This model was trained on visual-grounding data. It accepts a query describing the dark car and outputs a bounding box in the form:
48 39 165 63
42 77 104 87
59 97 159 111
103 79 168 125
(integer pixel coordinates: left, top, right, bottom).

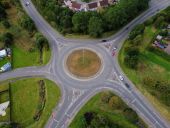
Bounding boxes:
101 40 107 42
125 83 130 89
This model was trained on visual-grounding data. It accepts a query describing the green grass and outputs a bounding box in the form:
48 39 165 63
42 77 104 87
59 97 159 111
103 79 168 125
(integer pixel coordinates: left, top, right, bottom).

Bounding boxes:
5 78 61 127
10 78 39 127
118 25 170 121
69 92 146 128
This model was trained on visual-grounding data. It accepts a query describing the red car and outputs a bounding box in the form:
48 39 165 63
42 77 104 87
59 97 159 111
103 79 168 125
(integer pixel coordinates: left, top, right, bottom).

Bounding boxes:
112 51 116 56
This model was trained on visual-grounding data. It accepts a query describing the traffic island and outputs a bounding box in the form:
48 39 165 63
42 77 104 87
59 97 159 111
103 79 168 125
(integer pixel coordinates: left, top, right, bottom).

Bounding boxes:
66 49 102 78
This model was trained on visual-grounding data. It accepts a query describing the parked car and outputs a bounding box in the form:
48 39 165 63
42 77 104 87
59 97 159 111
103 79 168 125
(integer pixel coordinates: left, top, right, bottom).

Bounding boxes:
119 75 124 81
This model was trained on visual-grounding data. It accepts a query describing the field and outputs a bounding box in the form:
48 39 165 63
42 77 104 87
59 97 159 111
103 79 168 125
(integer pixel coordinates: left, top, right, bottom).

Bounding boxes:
70 91 146 128
119 24 170 121
0 78 60 128
0 1 51 69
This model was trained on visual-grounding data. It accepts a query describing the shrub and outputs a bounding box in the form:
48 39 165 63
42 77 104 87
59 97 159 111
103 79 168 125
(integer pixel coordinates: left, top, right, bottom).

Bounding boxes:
2 20 10 28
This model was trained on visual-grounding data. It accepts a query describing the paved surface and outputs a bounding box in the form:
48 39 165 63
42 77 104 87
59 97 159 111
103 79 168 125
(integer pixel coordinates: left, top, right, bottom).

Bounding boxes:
0 0 170 128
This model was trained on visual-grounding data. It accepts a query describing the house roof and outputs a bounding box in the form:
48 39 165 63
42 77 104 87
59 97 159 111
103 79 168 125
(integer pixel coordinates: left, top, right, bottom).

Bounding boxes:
88 2 98 9
0 50 7 57
72 2 81 9
100 0 109 6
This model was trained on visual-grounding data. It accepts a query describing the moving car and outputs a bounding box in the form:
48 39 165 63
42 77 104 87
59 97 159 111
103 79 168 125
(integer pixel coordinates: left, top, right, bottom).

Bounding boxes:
25 1 30 6
125 83 130 89
101 40 107 42
119 75 124 81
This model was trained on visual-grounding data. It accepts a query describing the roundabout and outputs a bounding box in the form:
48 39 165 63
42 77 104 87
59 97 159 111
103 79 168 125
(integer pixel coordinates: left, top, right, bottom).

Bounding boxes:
55 44 113 88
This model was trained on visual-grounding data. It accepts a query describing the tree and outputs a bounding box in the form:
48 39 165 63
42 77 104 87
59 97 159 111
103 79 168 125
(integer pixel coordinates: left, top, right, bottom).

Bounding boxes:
35 33 48 51
2 20 10 28
132 35 143 45
129 24 145 40
0 2 6 20
101 91 113 103
20 16 36 32
88 17 103 37
123 108 138 123
154 16 165 29
72 12 91 33
2 32 13 46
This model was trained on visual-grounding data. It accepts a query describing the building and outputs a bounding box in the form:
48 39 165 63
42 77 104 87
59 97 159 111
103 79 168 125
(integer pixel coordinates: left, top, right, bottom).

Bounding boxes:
71 1 82 11
0 49 7 58
88 2 98 11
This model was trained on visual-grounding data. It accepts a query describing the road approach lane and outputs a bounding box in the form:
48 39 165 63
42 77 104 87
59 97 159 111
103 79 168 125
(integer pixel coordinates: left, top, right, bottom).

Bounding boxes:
0 0 169 128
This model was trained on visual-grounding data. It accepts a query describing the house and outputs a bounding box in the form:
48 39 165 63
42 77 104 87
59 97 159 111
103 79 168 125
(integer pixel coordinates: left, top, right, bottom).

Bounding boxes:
71 1 82 11
0 49 7 58
88 2 98 11
0 101 9 116
156 35 163 41
0 62 11 72
99 0 109 7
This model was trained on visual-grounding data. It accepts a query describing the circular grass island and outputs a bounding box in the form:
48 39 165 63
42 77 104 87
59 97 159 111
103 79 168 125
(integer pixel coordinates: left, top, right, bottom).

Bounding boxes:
66 49 102 78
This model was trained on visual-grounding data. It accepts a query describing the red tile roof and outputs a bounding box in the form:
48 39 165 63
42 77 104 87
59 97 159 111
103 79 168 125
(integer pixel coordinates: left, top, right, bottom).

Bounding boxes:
72 2 81 9
88 2 98 9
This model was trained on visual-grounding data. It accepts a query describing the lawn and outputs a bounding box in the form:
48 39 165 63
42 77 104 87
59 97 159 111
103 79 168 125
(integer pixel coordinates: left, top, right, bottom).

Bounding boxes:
70 91 146 128
118 24 170 121
0 1 51 69
0 78 60 127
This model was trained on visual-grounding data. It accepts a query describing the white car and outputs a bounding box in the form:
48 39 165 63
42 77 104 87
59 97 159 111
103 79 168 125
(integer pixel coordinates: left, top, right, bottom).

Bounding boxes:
112 47 117 50
25 1 30 6
119 75 124 81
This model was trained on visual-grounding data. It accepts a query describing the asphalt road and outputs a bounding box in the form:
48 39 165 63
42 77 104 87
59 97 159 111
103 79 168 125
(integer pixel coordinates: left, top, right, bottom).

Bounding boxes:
0 0 170 128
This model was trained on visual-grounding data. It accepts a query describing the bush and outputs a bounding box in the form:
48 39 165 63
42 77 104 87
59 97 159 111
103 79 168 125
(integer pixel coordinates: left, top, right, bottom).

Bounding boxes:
33 80 46 121
129 24 145 40
20 16 36 32
2 20 10 28
2 32 13 46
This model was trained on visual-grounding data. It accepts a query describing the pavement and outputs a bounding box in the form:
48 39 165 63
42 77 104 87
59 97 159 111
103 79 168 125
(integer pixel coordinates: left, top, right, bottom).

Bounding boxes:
0 0 170 128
